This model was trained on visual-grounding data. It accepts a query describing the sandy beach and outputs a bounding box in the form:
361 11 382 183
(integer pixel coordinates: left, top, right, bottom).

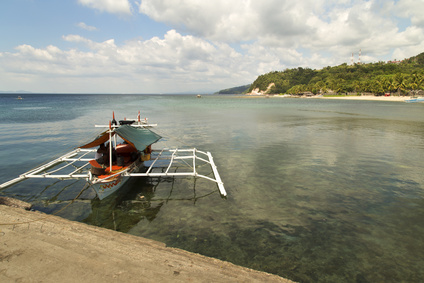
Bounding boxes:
0 204 293 283
316 95 411 102
245 93 414 102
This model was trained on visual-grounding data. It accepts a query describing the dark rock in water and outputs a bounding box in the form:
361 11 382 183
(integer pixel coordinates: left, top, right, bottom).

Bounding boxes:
0 197 32 210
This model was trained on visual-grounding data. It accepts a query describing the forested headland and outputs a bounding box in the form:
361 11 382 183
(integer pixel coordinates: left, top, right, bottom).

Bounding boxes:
243 52 424 96
215 84 251 94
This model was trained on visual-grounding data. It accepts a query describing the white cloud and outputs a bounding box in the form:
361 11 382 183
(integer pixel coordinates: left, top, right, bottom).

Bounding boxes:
139 0 329 43
0 31 270 93
305 2 403 56
63 34 91 44
392 26 424 60
396 0 424 26
139 0 424 62
78 0 132 15
76 22 98 31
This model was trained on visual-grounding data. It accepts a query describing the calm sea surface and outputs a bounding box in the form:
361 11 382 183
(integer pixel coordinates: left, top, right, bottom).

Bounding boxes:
1 93 423 282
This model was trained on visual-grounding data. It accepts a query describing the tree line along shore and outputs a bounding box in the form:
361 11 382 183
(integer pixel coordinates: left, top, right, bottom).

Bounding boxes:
218 52 424 97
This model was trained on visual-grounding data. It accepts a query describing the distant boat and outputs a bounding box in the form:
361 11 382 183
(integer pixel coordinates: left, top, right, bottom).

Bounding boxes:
17 96 23 100
197 94 202 98
405 97 424 103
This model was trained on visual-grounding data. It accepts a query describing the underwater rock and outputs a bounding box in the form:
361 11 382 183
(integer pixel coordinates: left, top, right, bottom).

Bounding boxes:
0 196 32 210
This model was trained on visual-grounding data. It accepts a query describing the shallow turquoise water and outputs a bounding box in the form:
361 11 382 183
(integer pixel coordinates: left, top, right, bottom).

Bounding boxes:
1 93 423 282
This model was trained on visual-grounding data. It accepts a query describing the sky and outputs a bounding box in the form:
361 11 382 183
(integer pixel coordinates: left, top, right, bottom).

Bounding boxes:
1 0 424 94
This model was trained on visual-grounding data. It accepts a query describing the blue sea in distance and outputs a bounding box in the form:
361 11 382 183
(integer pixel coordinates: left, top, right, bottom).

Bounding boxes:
1 93 423 282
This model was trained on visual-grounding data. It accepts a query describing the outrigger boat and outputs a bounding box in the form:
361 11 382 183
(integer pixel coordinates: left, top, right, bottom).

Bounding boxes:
0 112 226 200
405 97 424 103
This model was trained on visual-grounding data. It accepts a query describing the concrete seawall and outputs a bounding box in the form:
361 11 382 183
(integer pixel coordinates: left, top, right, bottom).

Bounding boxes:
0 205 293 282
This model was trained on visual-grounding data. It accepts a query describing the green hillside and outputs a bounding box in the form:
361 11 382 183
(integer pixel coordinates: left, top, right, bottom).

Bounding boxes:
247 52 424 95
216 84 251 94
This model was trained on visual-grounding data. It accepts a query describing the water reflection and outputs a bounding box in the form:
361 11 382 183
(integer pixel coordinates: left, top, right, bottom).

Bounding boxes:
30 175 219 233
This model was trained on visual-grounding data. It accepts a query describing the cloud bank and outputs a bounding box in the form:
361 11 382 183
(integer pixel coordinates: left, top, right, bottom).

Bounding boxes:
139 0 424 58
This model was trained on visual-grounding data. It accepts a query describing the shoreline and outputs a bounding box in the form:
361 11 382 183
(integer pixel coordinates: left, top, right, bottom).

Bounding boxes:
243 94 413 102
316 95 410 102
0 205 293 283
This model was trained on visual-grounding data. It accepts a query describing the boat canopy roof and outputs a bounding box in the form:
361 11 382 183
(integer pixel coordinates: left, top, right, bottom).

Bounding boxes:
79 131 115 149
79 125 161 151
115 125 162 151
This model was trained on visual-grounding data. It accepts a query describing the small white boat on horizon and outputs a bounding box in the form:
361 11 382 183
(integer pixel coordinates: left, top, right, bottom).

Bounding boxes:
405 97 424 103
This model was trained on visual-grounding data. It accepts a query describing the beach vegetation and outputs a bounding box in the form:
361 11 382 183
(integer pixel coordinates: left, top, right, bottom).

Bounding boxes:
247 52 424 96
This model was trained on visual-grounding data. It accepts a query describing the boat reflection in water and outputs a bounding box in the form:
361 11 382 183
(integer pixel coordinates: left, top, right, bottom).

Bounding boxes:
30 173 218 233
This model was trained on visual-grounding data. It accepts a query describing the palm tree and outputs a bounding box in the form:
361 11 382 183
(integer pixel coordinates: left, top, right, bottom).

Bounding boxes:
314 81 327 94
408 73 424 96
388 76 397 95
378 76 392 95
393 73 405 96
373 78 385 95
353 80 362 94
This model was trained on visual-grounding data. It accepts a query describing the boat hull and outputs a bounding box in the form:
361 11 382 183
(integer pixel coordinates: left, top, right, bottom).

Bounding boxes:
90 159 144 200
405 97 424 103
91 175 128 200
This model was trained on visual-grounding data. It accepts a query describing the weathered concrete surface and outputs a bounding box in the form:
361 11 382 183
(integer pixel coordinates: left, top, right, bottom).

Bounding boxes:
0 205 294 282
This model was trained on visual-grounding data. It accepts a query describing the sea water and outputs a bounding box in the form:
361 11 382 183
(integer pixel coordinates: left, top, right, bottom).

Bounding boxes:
1 93 423 282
